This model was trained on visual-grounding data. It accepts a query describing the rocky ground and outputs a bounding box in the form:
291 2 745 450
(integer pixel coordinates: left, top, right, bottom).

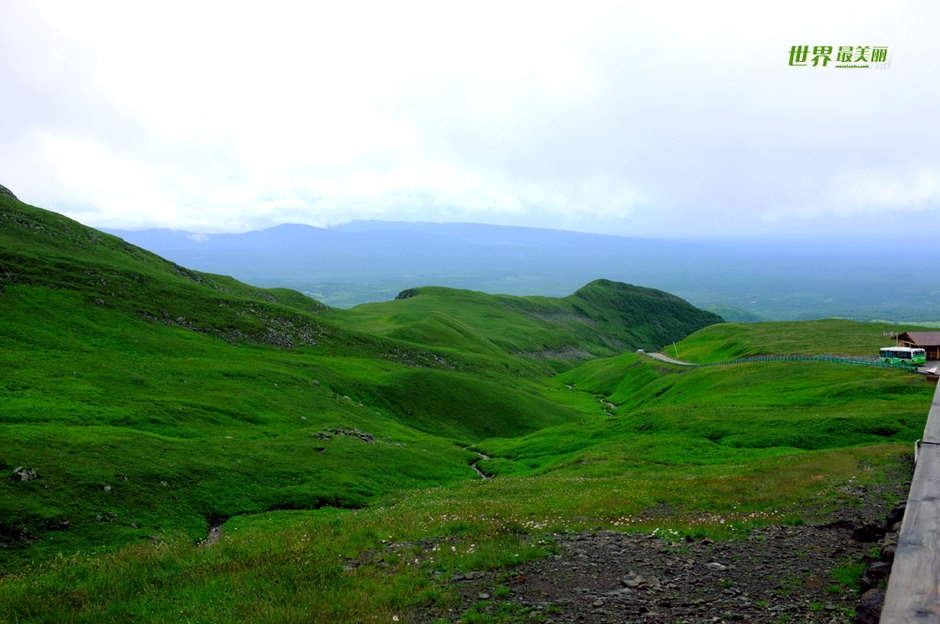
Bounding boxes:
415 459 911 624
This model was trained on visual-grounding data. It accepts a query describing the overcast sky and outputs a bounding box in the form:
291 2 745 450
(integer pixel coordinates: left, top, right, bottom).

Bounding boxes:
1 1 937 238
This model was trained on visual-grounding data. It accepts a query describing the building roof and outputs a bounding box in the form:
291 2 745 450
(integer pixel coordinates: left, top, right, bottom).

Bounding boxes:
899 331 940 347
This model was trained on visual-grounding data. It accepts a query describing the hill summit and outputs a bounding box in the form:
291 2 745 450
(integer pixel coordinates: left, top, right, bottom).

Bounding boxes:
340 280 722 365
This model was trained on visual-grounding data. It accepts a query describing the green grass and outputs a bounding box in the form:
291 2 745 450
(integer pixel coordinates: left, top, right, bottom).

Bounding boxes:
471 353 928 477
0 282 539 568
830 560 867 594
672 319 935 364
0 194 936 622
0 443 908 623
337 280 722 369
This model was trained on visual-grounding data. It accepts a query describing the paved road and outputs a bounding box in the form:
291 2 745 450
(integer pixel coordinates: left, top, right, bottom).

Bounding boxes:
643 352 698 366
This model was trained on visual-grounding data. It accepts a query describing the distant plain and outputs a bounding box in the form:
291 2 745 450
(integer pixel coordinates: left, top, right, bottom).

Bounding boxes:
108 221 940 325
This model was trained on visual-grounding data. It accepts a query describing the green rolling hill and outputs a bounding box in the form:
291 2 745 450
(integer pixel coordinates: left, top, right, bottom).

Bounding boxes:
0 191 935 622
335 280 722 368
0 193 718 567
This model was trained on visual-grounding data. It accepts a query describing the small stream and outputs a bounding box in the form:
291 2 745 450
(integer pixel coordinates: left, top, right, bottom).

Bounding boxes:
203 523 223 547
467 448 492 479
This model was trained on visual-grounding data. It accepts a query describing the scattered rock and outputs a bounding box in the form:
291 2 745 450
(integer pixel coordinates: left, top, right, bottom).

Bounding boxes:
852 522 886 543
880 532 898 563
822 518 855 531
621 573 644 587
330 427 375 443
0 183 17 201
45 519 70 531
10 466 39 482
0 522 34 544
884 502 905 528
860 561 892 592
427 478 911 624
855 588 885 624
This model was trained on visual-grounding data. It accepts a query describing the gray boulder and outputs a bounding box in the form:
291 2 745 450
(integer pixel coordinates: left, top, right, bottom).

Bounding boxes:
10 466 39 482
855 588 884 624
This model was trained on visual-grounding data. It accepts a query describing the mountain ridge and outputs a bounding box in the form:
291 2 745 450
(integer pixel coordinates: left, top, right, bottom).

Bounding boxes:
102 219 940 322
1 194 721 362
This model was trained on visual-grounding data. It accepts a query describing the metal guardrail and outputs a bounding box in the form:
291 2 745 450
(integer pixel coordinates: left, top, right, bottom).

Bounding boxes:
672 354 917 370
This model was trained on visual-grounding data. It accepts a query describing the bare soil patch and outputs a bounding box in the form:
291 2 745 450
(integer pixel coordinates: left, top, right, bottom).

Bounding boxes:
418 457 910 623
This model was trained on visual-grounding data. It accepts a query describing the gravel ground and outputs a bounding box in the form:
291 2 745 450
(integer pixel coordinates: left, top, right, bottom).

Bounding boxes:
416 457 911 624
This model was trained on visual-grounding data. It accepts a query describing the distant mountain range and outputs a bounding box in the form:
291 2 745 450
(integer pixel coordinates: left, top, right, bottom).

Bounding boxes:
105 221 939 322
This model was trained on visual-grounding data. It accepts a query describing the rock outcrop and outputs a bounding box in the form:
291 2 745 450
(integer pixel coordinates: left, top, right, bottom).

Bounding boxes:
10 466 39 482
0 183 18 201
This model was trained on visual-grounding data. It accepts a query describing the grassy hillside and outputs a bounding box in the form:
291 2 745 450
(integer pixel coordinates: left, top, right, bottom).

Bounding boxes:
472 353 928 478
672 318 932 364
336 280 722 369
0 196 585 568
1 193 937 623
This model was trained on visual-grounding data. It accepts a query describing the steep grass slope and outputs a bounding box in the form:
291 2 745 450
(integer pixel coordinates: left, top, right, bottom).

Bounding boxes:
336 280 722 368
0 196 592 568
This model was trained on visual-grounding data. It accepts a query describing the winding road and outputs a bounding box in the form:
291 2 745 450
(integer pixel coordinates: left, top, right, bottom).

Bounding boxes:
644 352 697 366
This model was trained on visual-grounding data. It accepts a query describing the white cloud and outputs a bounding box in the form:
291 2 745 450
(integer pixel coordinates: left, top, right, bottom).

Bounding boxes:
824 168 940 214
1 0 938 238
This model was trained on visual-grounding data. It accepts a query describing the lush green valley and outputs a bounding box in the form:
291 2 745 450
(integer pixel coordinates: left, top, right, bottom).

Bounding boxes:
0 194 935 622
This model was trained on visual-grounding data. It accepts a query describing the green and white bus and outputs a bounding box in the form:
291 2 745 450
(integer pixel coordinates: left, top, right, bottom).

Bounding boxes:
879 346 927 366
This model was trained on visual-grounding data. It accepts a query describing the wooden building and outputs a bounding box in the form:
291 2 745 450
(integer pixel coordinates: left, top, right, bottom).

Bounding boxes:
897 332 940 360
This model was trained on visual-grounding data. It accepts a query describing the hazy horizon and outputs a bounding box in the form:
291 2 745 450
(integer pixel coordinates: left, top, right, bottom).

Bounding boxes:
104 219 940 322
99 215 932 244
